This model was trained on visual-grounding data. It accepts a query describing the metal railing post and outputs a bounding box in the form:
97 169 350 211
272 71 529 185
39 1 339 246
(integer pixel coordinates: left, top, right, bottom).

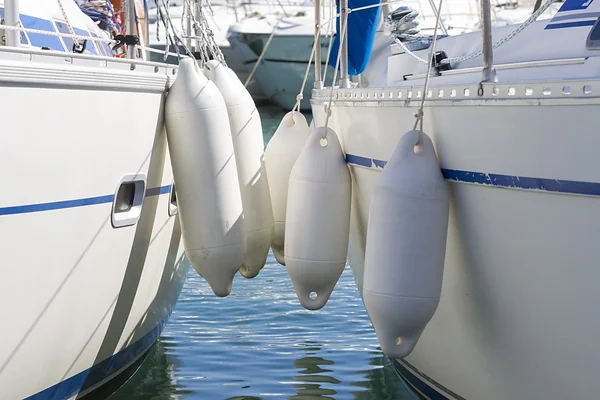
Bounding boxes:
5 0 20 48
126 0 136 59
143 0 150 59
481 0 496 82
339 0 351 88
314 0 323 89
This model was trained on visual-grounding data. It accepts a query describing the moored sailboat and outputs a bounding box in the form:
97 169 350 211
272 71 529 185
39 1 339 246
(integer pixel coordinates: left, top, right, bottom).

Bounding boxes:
299 0 600 398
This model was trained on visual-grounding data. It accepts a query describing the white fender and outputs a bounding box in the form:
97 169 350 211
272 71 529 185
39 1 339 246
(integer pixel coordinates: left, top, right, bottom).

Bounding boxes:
285 127 351 310
204 60 274 279
165 57 244 297
264 111 310 265
363 130 449 359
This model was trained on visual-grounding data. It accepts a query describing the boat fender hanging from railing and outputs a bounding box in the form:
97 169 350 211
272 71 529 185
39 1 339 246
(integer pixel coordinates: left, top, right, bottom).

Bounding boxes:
165 57 245 297
363 129 449 359
204 59 274 279
264 112 311 266
285 126 351 310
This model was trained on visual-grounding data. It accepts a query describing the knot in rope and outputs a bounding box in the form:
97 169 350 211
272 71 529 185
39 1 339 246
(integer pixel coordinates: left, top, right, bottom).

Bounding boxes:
296 94 304 101
413 109 424 122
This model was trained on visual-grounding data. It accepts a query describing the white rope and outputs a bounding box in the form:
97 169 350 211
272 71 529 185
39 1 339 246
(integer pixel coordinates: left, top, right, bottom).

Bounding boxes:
394 38 429 64
323 7 350 139
138 44 184 58
184 0 208 63
292 25 321 113
413 0 443 134
244 19 281 87
156 0 195 60
0 23 115 45
319 0 397 29
440 0 556 64
56 0 82 51
158 2 174 60
388 0 556 69
197 0 226 64
0 21 185 60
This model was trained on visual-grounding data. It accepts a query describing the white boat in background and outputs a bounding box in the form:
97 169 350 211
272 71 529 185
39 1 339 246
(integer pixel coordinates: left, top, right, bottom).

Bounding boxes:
0 0 191 398
228 0 561 110
305 0 600 397
228 12 336 110
146 0 312 100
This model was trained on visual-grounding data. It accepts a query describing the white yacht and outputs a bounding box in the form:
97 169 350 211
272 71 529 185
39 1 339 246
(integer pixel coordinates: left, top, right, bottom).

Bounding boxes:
306 0 600 398
0 1 189 398
228 11 336 110
146 0 311 100
228 0 561 110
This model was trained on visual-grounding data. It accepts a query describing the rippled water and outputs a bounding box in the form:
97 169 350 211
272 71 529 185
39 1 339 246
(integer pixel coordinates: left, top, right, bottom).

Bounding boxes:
110 106 414 400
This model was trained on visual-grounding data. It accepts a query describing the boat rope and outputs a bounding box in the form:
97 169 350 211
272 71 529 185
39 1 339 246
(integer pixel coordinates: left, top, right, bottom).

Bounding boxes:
440 0 556 64
157 0 175 60
156 0 195 59
413 0 443 135
199 0 226 64
56 0 84 52
0 23 115 45
319 1 404 28
393 38 429 64
393 0 557 66
183 0 208 64
137 44 182 58
292 25 321 114
0 22 182 58
244 18 281 87
323 6 350 140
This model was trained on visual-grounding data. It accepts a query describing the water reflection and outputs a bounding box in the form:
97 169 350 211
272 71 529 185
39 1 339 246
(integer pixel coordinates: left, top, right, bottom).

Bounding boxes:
111 338 192 399
351 353 414 400
110 262 412 400
110 105 411 400
289 350 340 399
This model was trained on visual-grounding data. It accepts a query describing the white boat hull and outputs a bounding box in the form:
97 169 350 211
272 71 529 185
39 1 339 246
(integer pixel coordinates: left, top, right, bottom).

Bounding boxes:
228 32 335 110
311 81 600 399
0 53 188 399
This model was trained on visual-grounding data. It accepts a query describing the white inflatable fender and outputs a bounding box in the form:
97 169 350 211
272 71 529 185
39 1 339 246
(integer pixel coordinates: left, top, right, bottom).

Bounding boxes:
165 57 245 297
285 126 351 310
264 111 310 265
204 60 274 279
363 130 449 358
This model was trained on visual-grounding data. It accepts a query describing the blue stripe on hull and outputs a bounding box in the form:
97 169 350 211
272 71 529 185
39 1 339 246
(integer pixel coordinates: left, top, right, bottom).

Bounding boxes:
345 153 600 197
545 20 596 30
25 316 168 400
0 185 171 216
393 359 451 400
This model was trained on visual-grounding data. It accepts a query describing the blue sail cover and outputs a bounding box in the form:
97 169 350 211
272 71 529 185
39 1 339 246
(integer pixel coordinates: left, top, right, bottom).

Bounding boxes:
328 0 381 75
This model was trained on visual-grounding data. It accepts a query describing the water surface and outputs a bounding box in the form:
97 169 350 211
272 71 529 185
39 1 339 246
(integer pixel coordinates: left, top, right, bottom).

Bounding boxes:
111 105 413 399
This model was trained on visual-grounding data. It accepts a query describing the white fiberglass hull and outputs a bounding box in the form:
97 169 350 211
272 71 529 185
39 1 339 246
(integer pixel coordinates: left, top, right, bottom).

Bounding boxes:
0 52 188 399
311 81 600 399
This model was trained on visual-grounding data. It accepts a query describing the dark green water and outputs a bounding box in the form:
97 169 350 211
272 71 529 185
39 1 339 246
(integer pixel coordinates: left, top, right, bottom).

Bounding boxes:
110 105 414 400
